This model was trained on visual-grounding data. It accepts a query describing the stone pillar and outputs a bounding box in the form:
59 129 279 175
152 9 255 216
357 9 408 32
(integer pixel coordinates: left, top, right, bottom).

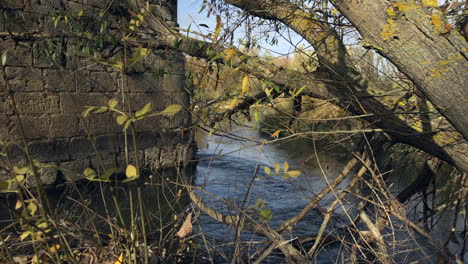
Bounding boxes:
0 0 194 185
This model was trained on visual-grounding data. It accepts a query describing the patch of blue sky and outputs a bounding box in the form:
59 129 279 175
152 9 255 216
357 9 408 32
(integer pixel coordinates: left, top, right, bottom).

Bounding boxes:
177 0 309 57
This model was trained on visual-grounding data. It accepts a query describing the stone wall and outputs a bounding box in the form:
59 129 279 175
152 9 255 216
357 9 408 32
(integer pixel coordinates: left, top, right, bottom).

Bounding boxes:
0 0 195 185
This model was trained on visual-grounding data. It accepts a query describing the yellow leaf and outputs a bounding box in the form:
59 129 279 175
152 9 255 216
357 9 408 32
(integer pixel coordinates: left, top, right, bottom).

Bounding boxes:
157 104 182 116
288 170 301 178
213 15 222 42
225 48 235 61
15 200 23 210
332 8 339 15
49 244 61 253
78 10 84 17
116 115 128 125
13 166 29 175
271 130 281 138
176 213 193 238
126 165 138 178
84 168 97 179
241 76 249 94
229 98 238 109
27 202 37 215
273 163 280 174
422 0 438 7
115 253 123 264
283 161 289 172
264 166 271 175
20 231 31 241
135 102 152 118
14 174 25 183
108 98 118 108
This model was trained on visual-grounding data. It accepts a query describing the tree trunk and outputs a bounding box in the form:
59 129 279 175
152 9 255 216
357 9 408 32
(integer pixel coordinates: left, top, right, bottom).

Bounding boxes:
331 0 468 141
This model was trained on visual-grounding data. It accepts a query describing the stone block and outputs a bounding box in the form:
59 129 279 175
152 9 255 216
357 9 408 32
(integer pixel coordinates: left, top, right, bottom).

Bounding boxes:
160 51 184 75
152 5 173 21
117 150 145 167
0 0 25 9
89 154 118 174
24 0 52 15
13 93 59 115
134 115 162 133
0 93 6 114
28 139 69 162
50 114 80 138
127 92 165 112
32 42 55 68
60 93 110 114
5 67 43 92
44 70 79 92
127 72 162 93
176 144 195 165
81 113 115 135
9 115 50 139
59 159 89 182
95 134 118 154
91 71 118 92
144 147 161 169
163 73 185 93
32 164 58 186
75 70 93 92
5 143 27 165
159 146 177 168
0 40 32 66
0 115 9 141
158 131 185 146
116 131 157 152
69 137 94 160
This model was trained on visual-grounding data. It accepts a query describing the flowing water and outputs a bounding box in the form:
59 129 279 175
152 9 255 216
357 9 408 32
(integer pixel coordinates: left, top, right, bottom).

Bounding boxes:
1 124 465 263
193 125 352 263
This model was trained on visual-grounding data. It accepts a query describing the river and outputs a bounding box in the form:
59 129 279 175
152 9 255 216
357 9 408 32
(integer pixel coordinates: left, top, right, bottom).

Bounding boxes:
0 124 465 263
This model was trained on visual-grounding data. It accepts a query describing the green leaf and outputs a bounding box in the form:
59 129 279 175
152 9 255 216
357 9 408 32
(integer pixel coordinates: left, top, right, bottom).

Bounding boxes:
287 170 301 178
94 107 108 114
82 107 95 118
0 181 10 190
135 102 152 118
157 104 182 116
14 175 25 183
1 50 8 66
27 202 37 215
293 85 306 97
83 168 97 180
13 166 29 175
255 198 265 208
125 165 138 178
20 231 32 241
102 168 118 180
264 166 271 175
108 98 118 108
116 115 128 125
259 209 272 222
123 119 132 131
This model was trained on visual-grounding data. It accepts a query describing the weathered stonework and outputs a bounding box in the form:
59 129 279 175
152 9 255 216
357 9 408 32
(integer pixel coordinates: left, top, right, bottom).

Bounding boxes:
0 0 195 185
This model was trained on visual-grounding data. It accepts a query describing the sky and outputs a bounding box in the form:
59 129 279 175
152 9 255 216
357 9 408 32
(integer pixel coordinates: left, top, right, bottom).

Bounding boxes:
177 0 306 56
